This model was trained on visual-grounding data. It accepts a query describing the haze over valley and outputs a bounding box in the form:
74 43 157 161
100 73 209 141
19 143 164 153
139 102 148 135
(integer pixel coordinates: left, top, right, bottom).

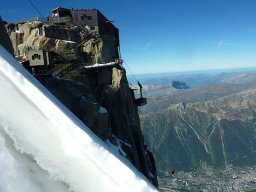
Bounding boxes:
135 69 256 191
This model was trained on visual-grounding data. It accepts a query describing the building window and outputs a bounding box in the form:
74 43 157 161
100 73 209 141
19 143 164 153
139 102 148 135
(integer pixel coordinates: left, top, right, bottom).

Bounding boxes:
32 54 41 60
87 16 92 20
81 15 85 20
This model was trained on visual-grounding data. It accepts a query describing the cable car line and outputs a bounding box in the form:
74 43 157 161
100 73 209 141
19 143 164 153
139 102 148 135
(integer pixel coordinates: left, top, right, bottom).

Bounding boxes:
27 0 46 21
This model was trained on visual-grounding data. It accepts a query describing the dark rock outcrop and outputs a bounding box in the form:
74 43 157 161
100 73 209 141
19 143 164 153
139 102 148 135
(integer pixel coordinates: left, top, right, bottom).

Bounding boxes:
0 16 14 54
85 65 157 185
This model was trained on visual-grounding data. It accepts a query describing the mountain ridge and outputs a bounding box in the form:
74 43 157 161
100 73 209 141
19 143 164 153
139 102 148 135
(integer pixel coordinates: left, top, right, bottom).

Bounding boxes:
141 87 256 173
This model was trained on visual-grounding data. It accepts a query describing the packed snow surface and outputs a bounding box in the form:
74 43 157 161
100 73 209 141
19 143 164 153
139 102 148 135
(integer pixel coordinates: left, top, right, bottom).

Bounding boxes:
0 45 158 192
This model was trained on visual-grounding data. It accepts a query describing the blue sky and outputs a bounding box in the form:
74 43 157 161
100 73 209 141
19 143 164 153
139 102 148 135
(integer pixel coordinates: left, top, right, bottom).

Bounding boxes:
1 0 256 74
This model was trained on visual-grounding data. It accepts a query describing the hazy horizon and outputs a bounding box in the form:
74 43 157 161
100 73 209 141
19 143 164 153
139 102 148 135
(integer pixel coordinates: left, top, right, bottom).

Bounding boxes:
128 66 256 78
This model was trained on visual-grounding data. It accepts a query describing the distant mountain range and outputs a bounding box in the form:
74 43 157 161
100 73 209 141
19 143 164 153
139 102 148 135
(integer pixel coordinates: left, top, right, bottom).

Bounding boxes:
129 69 256 87
139 71 256 174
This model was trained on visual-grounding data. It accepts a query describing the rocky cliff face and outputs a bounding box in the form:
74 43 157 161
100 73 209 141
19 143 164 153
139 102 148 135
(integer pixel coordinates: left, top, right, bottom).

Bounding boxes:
1 16 157 186
0 17 14 54
141 89 256 173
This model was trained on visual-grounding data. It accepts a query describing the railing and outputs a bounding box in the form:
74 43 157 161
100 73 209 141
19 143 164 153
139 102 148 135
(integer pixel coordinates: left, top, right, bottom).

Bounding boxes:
48 16 72 24
83 59 120 70
15 17 47 24
52 63 77 78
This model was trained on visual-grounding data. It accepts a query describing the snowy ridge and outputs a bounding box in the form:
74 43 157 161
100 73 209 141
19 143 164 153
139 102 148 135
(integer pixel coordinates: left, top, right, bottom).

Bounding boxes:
0 45 158 192
99 106 108 114
105 135 132 158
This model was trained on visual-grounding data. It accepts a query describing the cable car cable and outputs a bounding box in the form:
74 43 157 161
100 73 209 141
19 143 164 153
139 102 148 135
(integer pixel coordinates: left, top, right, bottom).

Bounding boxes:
122 60 138 83
27 0 46 21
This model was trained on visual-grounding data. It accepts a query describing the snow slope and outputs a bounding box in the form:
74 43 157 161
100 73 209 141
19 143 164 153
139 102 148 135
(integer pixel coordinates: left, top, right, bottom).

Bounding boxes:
0 45 158 192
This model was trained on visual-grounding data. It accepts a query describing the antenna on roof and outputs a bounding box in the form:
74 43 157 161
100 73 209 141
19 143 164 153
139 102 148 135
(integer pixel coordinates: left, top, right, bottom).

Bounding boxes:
27 0 46 21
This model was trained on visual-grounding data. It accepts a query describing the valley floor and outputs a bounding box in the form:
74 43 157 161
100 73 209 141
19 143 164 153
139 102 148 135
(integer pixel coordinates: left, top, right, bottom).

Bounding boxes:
159 164 256 192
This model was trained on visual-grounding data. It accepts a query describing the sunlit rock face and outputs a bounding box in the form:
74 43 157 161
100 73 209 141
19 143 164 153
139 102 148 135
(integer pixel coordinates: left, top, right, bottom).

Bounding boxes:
141 89 256 173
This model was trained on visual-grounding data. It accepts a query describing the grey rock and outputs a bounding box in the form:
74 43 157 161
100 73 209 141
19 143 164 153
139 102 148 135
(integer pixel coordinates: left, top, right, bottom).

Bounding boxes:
0 17 14 54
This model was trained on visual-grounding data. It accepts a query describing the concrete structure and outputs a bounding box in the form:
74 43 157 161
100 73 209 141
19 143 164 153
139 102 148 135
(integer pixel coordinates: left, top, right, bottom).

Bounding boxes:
49 7 73 24
49 7 119 46
28 50 51 67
